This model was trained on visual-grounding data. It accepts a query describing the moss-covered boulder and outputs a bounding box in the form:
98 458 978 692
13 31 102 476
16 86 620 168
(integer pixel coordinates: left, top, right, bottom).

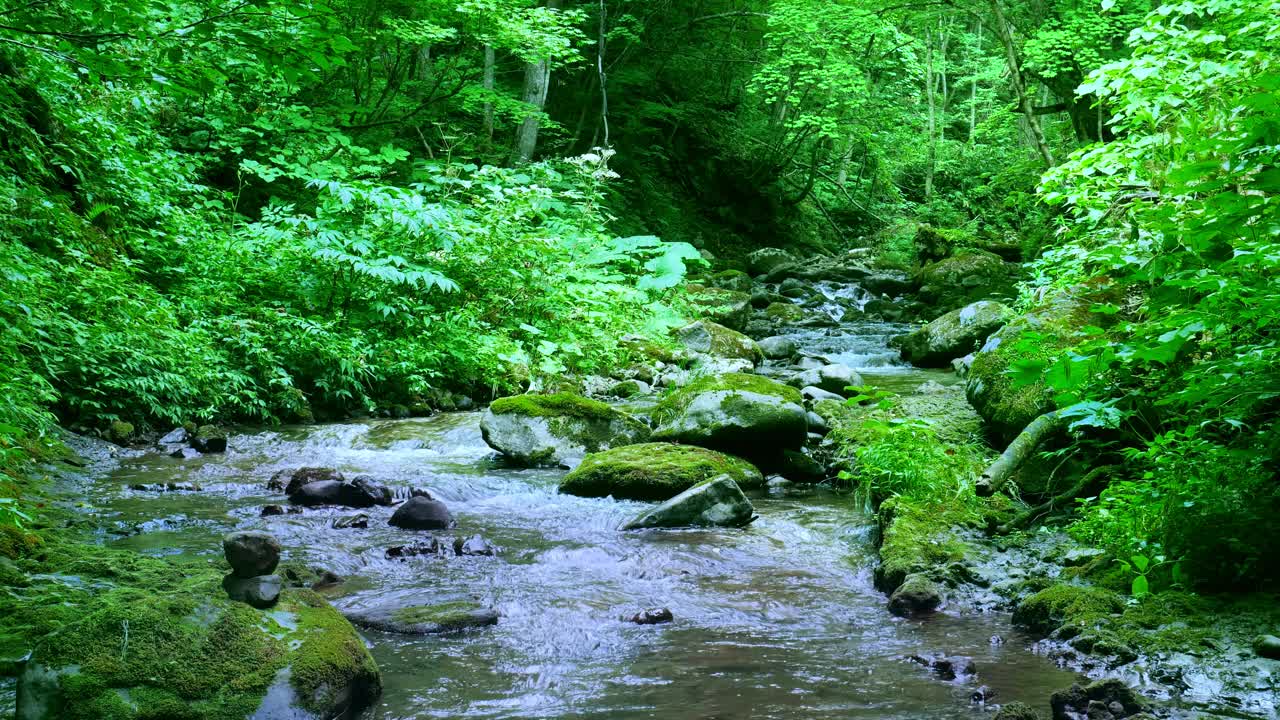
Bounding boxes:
747 247 797 276
706 269 753 293
560 443 762 501
686 285 752 331
652 373 807 465
344 600 498 635
917 249 1016 312
896 300 1015 367
480 393 650 468
965 289 1113 441
674 321 763 366
763 302 806 325
16 588 380 720
1012 584 1126 634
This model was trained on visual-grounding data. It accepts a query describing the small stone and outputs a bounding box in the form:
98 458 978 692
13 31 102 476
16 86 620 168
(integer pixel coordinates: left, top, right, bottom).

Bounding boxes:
192 425 227 453
222 574 282 608
453 535 497 556
333 514 369 530
971 685 995 704
260 505 286 517
385 539 444 559
631 608 673 625
223 531 281 578
389 496 453 530
170 447 202 459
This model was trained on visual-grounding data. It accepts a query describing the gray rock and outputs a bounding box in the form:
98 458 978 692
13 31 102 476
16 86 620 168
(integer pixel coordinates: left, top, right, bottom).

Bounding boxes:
622 475 756 530
631 608 674 625
653 389 809 461
803 381 844 404
157 427 188 445
952 353 974 378
806 411 830 435
675 321 763 365
897 301 1015 367
888 573 942 616
222 574 282 609
289 476 393 508
344 601 498 635
388 496 453 530
169 447 202 459
272 466 344 495
333 514 369 529
758 335 798 360
1254 634 1280 659
817 364 862 395
480 394 651 468
747 247 797 276
777 449 825 482
223 531 281 578
453 535 498 556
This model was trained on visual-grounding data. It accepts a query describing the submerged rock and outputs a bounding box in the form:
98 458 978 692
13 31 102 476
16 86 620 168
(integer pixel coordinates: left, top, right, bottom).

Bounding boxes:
560 442 762 501
385 540 447 559
652 373 807 465
333 513 369 530
344 600 498 635
16 588 381 720
223 531 281 578
896 300 1015 367
480 392 650 468
630 608 674 625
453 535 498 556
388 496 453 530
622 475 755 530
908 653 976 681
675 321 764 365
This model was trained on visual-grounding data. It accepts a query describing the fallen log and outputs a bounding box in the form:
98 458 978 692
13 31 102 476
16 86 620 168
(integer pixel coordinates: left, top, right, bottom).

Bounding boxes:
975 407 1072 497
995 465 1115 534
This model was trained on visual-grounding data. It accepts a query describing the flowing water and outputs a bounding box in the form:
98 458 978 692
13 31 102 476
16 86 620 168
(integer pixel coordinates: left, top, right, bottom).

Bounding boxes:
13 287 1095 719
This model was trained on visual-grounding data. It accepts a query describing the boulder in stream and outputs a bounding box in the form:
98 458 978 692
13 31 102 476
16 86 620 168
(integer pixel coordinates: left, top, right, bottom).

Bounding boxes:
1049 679 1148 720
758 335 798 360
747 247 797 276
560 442 762 501
674 321 764 365
686 284 752 331
271 466 345 495
222 573 283 608
344 600 498 635
223 531 281 578
630 608 674 625
652 373 807 465
289 476 394 508
388 495 453 530
622 475 756 530
887 573 942 616
480 392 650 468
16 588 381 720
896 300 1015 367
917 249 1016 313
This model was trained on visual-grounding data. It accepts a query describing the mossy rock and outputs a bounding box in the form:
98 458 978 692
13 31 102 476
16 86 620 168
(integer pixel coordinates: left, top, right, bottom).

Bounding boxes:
106 421 134 444
653 373 807 465
746 247 797 276
674 321 763 365
17 588 380 720
763 302 806 324
896 301 1015 368
686 285 752 331
344 600 498 635
1012 584 1125 635
480 393 650 468
706 269 753 293
917 249 1015 312
560 443 763 501
874 498 974 593
992 701 1043 720
965 288 1115 442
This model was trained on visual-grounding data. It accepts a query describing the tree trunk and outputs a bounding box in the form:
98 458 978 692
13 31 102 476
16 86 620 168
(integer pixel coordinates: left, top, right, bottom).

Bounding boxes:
515 0 560 162
597 0 610 148
968 20 980 144
924 28 936 199
989 0 1053 167
482 44 495 141
975 407 1071 497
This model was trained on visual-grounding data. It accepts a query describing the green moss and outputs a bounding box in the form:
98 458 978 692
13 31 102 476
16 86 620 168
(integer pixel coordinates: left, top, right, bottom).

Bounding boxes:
656 372 802 421
391 601 480 626
708 269 752 292
874 498 976 592
489 393 617 421
107 420 134 443
288 590 380 715
764 302 805 322
560 442 763 501
1012 584 1125 634
0 524 42 559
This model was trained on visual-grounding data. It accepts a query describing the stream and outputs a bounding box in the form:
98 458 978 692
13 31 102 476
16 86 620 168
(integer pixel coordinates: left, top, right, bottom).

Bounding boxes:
14 282 1092 719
